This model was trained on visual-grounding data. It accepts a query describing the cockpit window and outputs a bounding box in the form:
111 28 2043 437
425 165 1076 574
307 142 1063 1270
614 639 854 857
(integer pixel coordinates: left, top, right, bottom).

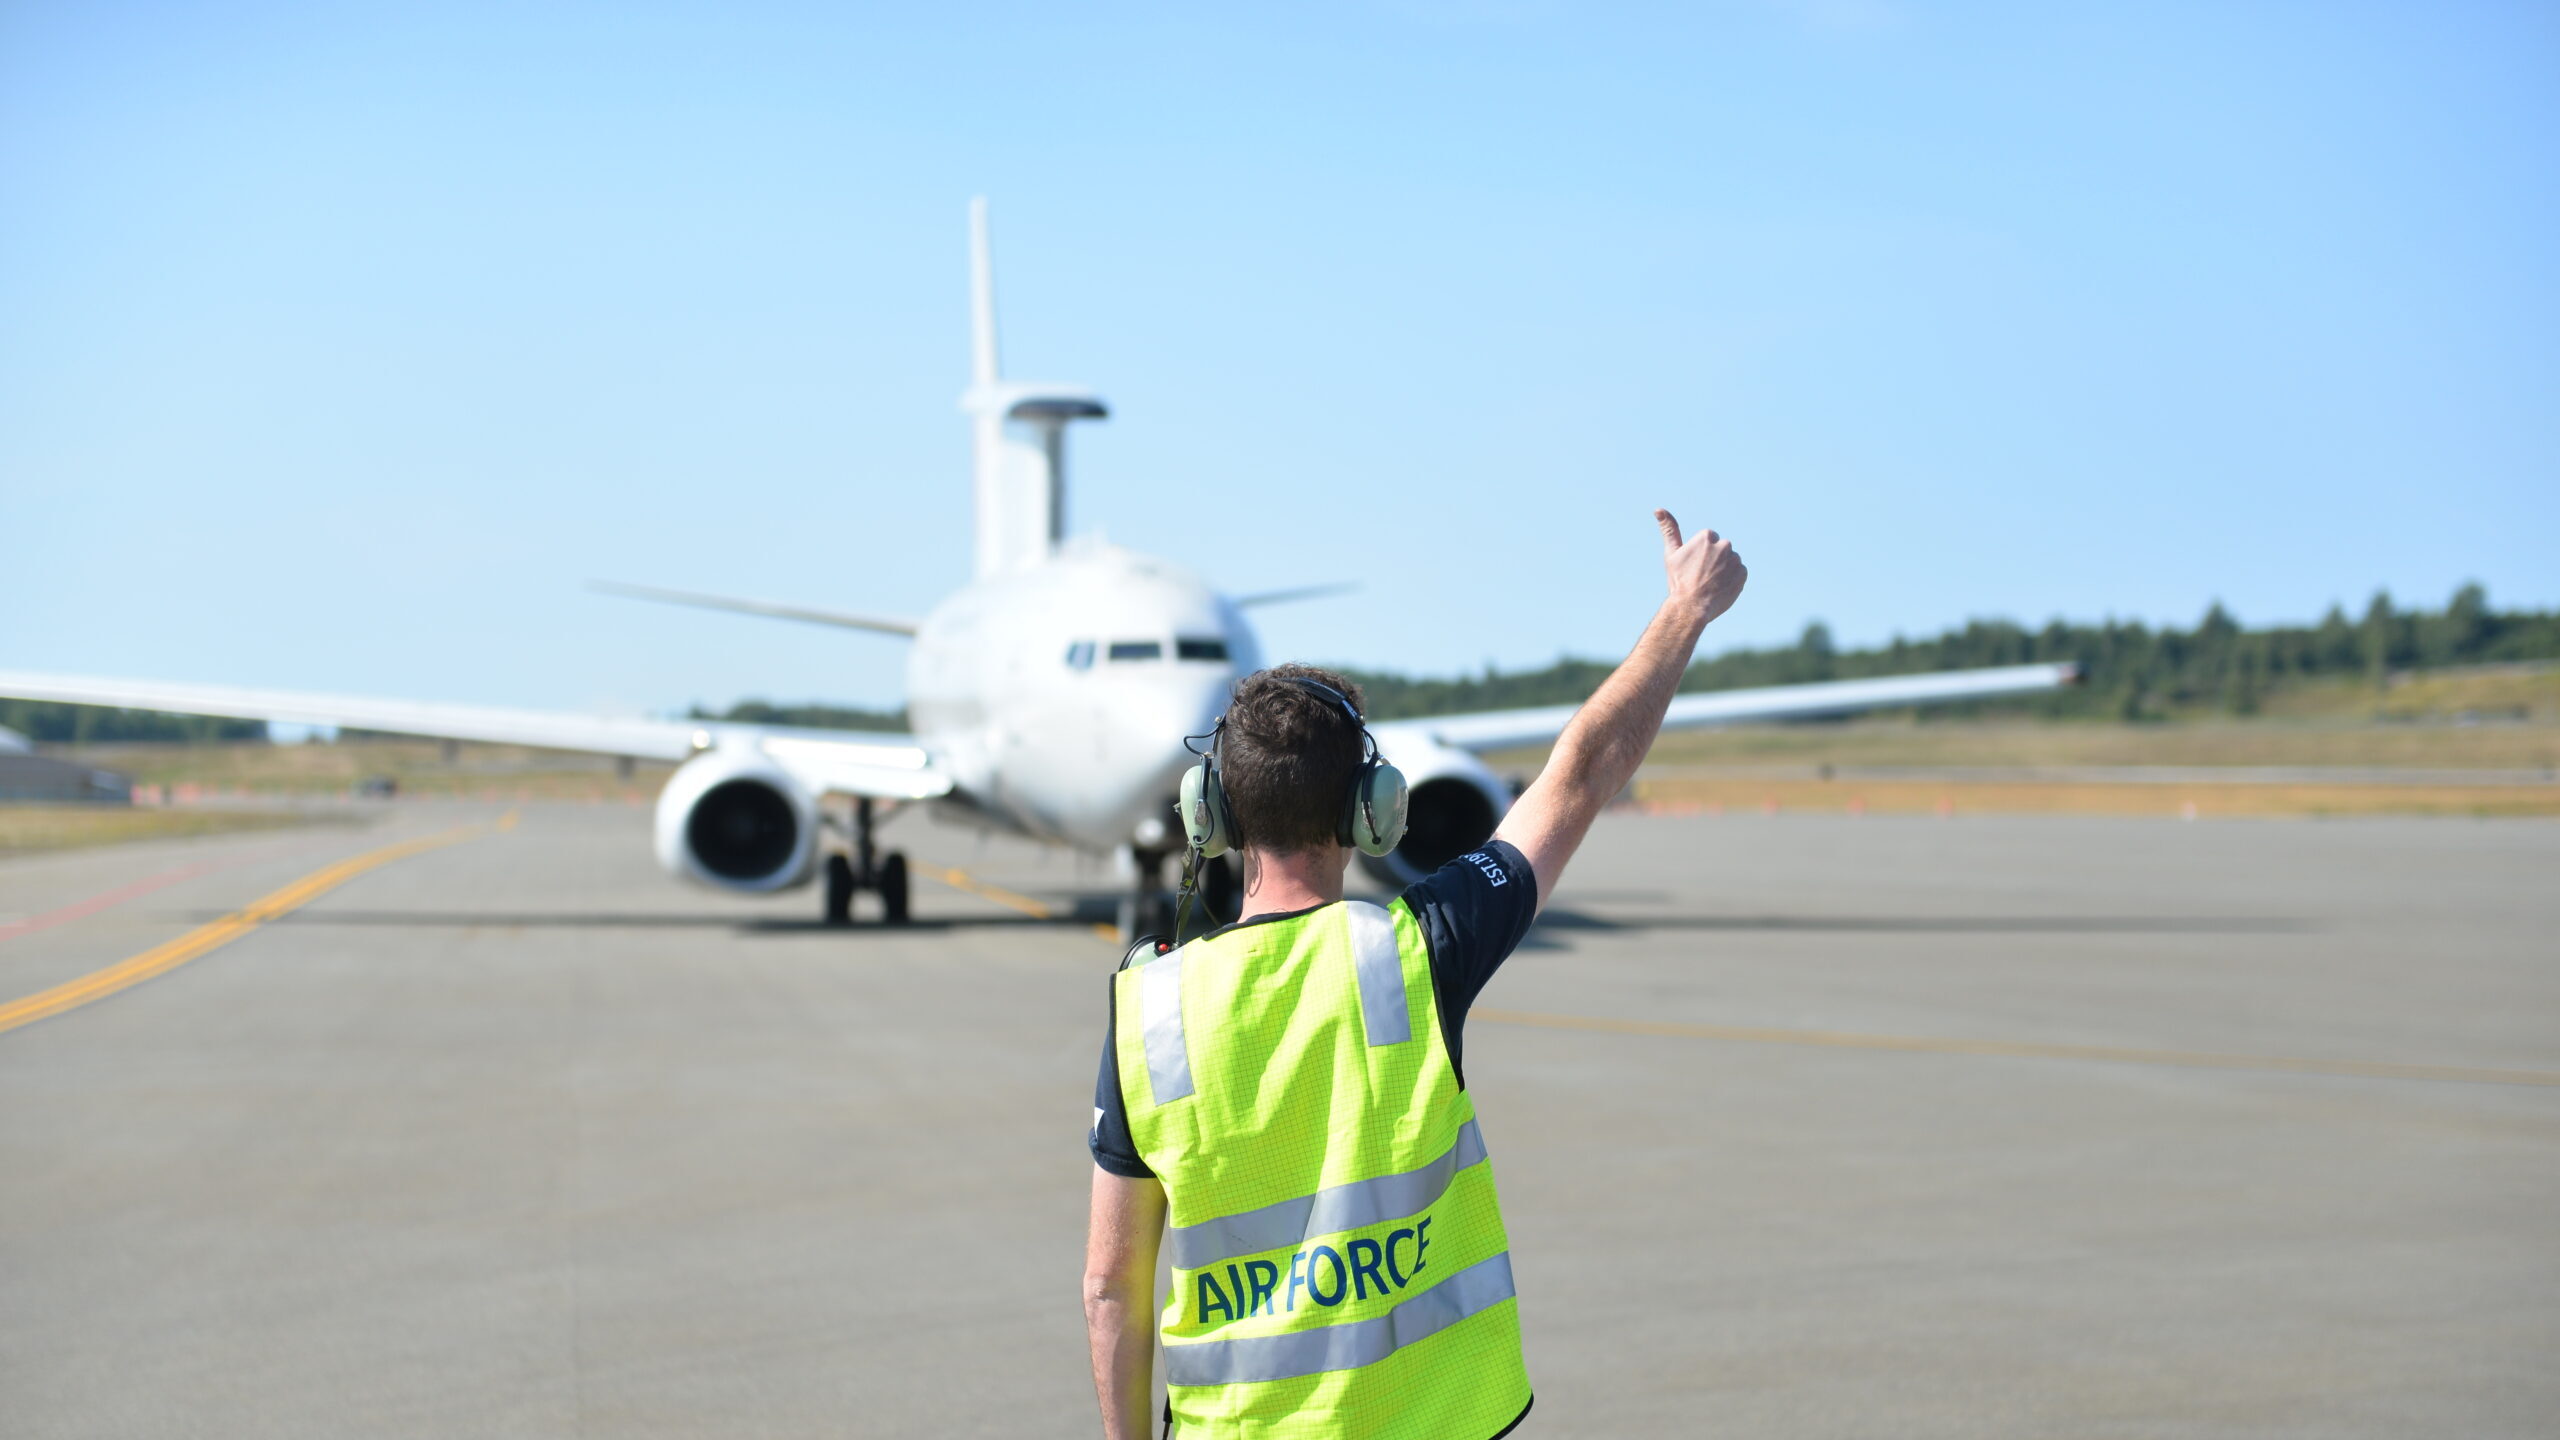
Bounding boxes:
1064 641 1095 670
1176 638 1229 662
1107 640 1163 662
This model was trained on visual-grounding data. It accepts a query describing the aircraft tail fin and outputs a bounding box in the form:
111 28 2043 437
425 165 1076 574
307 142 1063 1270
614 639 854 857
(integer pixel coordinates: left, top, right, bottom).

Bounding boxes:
969 198 1000 390
960 198 1107 579
588 581 918 637
1233 583 1358 610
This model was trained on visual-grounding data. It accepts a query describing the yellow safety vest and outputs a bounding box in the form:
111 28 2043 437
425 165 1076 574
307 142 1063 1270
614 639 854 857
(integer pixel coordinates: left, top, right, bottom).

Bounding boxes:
1114 899 1533 1439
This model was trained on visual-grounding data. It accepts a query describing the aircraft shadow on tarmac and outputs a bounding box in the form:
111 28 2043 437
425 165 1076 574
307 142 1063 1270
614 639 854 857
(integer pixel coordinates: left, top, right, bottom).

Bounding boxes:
180 908 1063 935
180 893 1186 936
178 903 2313 943
1515 907 2313 949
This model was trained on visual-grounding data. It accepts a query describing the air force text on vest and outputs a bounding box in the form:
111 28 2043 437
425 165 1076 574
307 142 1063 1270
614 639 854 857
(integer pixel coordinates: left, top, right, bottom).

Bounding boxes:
1193 1220 1437 1323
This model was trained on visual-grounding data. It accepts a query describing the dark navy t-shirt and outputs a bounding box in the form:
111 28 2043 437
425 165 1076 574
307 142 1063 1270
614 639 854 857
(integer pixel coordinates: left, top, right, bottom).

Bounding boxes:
1089 840 1540 1180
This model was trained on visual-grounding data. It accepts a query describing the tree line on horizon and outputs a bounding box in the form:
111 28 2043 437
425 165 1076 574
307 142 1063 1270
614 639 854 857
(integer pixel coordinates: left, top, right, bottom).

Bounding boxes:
1343 583 2559 724
6 585 2553 744
0 702 265 746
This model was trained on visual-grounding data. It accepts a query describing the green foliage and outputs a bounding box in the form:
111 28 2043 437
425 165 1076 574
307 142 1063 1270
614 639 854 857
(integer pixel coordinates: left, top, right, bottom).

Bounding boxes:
0 700 266 744
1341 584 2560 723
689 699 909 732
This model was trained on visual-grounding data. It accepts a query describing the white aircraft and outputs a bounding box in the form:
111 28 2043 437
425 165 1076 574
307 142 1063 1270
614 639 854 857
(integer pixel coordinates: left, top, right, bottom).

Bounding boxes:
0 201 2075 936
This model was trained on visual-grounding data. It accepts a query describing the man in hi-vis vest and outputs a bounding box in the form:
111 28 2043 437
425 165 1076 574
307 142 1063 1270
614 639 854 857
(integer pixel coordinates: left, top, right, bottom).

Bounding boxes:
1085 510 1747 1439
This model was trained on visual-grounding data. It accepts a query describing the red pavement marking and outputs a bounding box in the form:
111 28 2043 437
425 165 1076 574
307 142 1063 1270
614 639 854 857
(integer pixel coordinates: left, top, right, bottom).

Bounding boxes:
0 864 221 945
0 837 339 946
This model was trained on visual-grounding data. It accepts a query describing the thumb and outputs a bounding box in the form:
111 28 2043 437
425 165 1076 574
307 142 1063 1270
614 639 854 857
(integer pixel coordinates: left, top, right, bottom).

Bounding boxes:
1654 508 1683 554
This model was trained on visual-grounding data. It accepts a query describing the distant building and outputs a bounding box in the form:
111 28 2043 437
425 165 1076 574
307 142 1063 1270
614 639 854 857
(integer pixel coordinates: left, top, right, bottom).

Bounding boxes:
0 724 30 754
0 751 133 803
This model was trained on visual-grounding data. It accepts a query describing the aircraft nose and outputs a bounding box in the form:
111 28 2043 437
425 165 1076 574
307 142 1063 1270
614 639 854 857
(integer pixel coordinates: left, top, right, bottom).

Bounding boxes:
1148 672 1232 754
1108 671 1232 792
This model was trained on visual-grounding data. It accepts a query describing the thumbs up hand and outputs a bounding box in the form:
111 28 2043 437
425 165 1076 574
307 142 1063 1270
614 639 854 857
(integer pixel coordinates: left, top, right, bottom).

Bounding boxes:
1655 509 1746 627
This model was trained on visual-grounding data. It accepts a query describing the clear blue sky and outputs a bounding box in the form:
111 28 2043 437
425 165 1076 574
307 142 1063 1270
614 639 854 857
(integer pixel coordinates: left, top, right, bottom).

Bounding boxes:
4 1 2553 716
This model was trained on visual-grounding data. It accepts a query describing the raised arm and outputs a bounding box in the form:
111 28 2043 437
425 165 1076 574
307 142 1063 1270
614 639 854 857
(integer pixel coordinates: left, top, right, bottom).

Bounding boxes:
1493 509 1746 910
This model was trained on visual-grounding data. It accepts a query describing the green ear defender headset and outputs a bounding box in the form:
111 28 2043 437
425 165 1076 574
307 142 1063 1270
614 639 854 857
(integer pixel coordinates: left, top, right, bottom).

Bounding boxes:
1181 677 1408 862
1177 755 1235 859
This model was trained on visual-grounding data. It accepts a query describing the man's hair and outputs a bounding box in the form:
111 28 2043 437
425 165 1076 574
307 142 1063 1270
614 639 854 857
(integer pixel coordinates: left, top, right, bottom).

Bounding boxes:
1220 664 1368 855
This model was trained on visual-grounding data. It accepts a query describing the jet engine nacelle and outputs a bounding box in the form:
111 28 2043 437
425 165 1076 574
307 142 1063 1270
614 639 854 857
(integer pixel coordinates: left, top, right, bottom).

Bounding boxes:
1357 734 1514 889
654 746 818 891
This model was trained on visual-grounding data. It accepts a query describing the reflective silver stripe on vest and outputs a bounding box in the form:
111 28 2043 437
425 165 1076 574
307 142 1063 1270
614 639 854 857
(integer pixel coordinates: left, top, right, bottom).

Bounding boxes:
1142 947 1194 1104
1166 1120 1488 1270
1162 1250 1517 1388
1344 901 1410 1047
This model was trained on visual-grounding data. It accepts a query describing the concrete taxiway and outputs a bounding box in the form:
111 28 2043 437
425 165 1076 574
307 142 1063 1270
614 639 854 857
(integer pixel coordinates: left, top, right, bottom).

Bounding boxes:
3 804 2554 1438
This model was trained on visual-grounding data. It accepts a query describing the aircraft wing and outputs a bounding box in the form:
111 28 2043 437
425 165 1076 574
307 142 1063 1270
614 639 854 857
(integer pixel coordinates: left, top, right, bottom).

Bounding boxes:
1372 662 2080 754
0 670 952 801
749 731 950 801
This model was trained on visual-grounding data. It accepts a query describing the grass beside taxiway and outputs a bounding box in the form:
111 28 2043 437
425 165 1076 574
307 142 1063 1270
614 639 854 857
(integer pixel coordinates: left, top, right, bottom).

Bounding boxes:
1623 718 2560 772
57 738 677 802
1625 776 2560 819
0 805 345 857
1499 663 2560 775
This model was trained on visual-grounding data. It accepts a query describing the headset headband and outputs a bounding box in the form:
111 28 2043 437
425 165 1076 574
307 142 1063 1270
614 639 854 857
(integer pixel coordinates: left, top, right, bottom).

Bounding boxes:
1194 676 1369 761
1276 676 1364 727
1276 679 1377 769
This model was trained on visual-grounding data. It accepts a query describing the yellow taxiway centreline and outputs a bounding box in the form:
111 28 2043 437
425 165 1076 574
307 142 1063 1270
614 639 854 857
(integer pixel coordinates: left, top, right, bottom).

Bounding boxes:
909 861 1052 918
0 812 511 1037
908 862 1121 941
1472 1007 2560 1090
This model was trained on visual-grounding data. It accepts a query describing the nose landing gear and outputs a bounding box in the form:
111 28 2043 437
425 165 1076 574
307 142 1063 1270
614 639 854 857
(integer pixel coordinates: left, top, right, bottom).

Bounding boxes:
1117 849 1239 947
824 797 911 926
1117 848 1173 945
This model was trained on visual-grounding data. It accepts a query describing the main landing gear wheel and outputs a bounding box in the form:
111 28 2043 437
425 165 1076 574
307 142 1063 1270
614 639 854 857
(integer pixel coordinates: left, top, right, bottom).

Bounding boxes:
824 854 856 927
879 851 910 925
823 797 914 927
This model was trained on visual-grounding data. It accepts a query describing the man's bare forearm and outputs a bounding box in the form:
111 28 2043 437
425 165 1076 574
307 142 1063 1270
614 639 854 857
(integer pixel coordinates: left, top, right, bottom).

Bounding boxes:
1494 511 1743 903
1491 599 1706 895
1545 597 1710 803
1085 1166 1166 1439
1083 1281 1154 1440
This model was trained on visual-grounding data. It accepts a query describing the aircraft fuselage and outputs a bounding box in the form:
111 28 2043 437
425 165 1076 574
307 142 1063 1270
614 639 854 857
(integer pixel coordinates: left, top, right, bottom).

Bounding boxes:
906 541 1262 854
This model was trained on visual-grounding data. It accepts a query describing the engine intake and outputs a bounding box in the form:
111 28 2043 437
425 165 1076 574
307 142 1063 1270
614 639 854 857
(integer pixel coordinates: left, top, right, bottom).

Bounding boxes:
1357 736 1513 889
1399 777 1502 873
688 779 800 880
654 747 817 891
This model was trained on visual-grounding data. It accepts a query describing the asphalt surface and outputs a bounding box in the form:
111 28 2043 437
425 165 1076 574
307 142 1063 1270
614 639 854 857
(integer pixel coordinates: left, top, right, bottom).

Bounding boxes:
3 803 2554 1438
